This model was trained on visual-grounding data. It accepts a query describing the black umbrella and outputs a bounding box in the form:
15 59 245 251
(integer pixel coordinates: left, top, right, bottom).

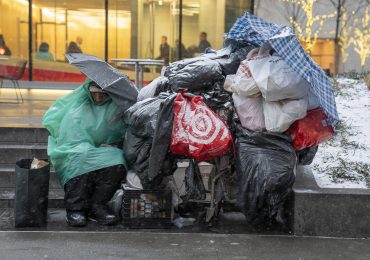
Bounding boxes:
65 53 138 111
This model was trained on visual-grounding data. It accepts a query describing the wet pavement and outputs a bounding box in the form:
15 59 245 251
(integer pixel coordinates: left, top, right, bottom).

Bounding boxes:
0 208 287 235
1 208 370 259
0 229 369 259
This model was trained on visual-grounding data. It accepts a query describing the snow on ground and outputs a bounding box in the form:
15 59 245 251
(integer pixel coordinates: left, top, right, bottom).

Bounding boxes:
312 77 370 189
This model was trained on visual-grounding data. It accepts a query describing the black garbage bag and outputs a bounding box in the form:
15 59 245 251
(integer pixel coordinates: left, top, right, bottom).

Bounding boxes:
123 93 177 188
193 81 234 126
164 57 224 92
123 131 152 174
205 43 256 75
296 146 318 165
124 92 172 138
235 125 296 224
160 39 257 94
147 94 176 182
14 159 50 227
183 160 206 201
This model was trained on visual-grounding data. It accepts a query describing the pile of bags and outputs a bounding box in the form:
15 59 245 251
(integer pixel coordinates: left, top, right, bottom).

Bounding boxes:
124 39 334 225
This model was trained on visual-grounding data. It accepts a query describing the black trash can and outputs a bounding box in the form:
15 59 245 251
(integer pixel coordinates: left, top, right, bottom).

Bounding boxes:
14 159 50 227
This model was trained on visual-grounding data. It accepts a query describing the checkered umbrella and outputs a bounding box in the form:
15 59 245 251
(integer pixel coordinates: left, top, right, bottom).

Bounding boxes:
227 12 339 126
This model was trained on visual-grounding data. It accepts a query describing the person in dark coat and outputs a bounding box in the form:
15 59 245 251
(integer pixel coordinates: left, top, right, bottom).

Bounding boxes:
0 34 12 56
66 41 82 54
158 36 170 65
171 40 190 61
198 32 211 53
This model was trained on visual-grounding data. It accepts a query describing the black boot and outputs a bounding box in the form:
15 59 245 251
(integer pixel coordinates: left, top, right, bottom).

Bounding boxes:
66 210 87 227
89 204 118 226
64 174 90 228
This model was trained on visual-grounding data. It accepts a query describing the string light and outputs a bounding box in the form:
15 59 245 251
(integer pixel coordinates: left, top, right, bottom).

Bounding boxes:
281 0 336 54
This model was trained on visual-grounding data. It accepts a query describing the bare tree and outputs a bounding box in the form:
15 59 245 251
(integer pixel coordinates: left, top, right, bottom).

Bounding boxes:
280 0 336 54
330 0 369 74
349 7 370 71
281 2 304 34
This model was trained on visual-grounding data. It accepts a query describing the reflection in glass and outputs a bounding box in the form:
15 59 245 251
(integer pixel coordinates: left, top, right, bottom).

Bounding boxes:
0 0 253 83
0 0 29 80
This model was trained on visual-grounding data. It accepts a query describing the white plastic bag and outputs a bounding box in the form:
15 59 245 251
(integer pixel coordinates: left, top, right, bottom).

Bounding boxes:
233 93 265 131
223 75 235 93
232 58 260 97
248 54 310 101
263 98 308 133
223 47 260 97
126 170 143 190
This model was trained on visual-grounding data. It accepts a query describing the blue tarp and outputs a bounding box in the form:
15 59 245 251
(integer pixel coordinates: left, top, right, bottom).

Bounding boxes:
227 12 339 126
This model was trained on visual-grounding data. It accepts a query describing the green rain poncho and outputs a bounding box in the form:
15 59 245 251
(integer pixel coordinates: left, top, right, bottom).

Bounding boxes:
42 78 127 186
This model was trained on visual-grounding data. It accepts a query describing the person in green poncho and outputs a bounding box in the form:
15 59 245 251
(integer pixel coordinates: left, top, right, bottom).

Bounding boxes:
42 78 127 227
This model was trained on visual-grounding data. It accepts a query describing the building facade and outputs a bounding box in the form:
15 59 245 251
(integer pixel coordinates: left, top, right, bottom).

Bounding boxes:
0 0 252 84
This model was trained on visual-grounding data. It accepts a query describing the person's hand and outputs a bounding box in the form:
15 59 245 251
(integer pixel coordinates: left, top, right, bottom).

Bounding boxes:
100 144 113 148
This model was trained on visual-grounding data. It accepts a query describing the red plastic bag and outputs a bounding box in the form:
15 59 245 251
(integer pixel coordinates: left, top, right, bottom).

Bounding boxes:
287 108 334 150
170 92 232 161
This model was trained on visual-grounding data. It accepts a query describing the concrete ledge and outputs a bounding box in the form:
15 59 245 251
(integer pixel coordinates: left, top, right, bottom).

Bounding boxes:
293 166 370 238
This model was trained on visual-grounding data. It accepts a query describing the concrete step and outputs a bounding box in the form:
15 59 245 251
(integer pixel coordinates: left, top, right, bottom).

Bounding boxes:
0 143 47 164
0 188 64 208
0 127 48 144
0 164 60 189
291 166 370 238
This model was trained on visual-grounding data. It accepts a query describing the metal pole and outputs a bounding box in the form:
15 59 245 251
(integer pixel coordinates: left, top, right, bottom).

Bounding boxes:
140 64 144 88
65 10 68 53
40 9 43 43
178 0 183 60
105 0 109 62
134 62 139 87
28 0 33 81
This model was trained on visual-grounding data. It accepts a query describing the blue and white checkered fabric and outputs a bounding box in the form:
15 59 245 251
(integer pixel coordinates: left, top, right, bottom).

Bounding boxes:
227 12 339 126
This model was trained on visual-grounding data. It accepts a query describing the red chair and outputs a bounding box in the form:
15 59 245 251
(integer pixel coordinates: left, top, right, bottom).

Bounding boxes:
0 60 27 103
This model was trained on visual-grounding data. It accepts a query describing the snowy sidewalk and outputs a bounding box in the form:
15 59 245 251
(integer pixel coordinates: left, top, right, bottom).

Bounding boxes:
313 77 370 189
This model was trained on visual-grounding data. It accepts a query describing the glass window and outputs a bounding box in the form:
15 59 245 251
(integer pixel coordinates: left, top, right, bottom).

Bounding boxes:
31 0 105 82
301 39 335 74
109 0 180 85
0 0 29 80
180 0 252 60
2 0 253 84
